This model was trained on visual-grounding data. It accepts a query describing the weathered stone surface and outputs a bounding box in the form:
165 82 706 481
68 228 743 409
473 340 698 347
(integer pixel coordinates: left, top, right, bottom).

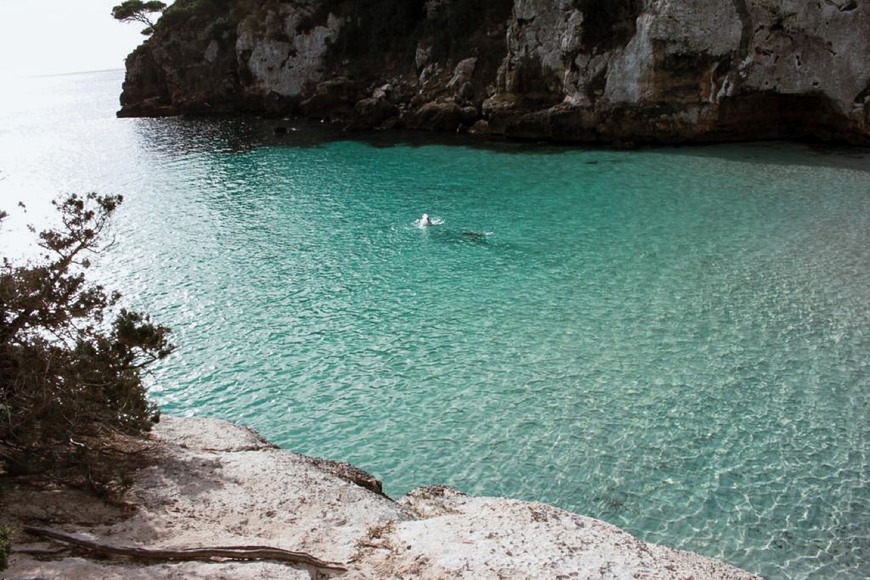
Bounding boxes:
299 77 363 120
349 96 400 129
119 0 870 144
404 101 475 132
237 9 343 98
5 417 761 579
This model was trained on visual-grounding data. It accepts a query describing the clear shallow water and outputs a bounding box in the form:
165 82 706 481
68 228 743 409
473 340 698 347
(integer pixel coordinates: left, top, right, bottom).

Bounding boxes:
1 70 869 578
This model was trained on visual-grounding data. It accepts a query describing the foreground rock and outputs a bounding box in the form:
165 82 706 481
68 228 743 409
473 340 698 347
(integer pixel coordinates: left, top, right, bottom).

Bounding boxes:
119 0 869 145
4 417 758 578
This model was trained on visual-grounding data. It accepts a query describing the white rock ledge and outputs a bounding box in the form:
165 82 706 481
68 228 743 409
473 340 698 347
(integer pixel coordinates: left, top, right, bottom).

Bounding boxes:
7 416 760 579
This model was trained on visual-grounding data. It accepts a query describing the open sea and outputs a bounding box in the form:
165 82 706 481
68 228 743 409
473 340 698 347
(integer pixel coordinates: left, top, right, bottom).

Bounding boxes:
1 69 868 578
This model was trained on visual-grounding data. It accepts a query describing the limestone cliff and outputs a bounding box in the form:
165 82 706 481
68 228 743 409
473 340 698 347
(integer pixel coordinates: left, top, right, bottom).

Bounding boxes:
119 0 870 145
5 417 760 578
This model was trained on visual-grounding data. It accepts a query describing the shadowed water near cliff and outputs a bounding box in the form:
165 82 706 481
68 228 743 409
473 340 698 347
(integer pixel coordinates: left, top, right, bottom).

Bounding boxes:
1 71 868 579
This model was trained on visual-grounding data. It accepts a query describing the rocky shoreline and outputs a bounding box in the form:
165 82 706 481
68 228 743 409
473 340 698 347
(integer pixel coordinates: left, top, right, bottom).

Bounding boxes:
5 416 759 578
118 0 870 145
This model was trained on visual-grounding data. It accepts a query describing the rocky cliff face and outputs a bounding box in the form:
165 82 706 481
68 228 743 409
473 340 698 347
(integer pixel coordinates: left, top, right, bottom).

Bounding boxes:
119 0 870 145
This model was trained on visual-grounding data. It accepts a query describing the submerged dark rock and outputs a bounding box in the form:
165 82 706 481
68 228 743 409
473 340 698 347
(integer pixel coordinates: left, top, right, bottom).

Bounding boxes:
119 0 870 145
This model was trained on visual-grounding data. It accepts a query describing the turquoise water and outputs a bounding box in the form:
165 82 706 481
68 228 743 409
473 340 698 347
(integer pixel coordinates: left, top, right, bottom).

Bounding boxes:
1 71 868 578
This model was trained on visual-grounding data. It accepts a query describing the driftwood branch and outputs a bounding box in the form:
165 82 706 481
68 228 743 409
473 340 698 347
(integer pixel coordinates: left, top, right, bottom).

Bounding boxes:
12 546 69 556
23 526 347 573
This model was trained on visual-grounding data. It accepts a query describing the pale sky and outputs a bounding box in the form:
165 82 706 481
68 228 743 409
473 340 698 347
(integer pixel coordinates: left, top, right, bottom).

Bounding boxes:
0 0 174 77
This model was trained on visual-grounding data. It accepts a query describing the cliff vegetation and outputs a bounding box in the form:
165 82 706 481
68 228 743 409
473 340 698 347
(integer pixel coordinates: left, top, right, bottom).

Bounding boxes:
0 195 172 494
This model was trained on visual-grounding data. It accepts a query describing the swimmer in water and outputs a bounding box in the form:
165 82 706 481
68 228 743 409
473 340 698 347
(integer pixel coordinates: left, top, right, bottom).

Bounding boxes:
419 213 433 227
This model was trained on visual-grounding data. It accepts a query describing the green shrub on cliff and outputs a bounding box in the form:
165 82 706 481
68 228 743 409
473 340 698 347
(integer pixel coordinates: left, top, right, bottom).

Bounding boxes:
160 0 234 29
0 193 173 492
0 526 12 571
112 0 168 35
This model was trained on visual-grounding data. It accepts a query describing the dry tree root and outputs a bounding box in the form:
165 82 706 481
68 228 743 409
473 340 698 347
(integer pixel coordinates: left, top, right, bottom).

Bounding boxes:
23 526 347 573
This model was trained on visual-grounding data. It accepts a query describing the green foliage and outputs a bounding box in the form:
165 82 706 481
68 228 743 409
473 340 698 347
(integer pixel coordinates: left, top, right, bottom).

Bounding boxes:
112 0 168 35
161 0 233 28
201 15 235 41
158 0 239 43
0 526 11 571
0 193 173 489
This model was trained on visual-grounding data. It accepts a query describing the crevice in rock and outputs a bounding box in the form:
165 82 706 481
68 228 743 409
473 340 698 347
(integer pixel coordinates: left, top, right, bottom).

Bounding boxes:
574 0 643 52
298 453 390 499
732 0 754 57
826 0 858 12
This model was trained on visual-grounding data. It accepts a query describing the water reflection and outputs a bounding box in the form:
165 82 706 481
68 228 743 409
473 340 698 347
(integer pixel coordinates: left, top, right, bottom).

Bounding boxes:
130 116 359 158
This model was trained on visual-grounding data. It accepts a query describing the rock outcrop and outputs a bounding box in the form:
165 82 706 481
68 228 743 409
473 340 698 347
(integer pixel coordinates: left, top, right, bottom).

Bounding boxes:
4 417 760 578
119 0 870 144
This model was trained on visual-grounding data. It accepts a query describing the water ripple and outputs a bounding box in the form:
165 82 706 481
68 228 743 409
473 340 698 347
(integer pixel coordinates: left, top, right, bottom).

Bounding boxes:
3 71 869 579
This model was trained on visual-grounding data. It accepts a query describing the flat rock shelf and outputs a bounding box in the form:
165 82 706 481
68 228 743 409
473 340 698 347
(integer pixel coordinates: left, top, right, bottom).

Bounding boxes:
4 416 759 579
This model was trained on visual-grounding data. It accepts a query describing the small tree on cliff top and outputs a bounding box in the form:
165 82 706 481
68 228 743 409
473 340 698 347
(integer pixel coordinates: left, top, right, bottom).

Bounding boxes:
112 0 168 35
0 193 173 490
